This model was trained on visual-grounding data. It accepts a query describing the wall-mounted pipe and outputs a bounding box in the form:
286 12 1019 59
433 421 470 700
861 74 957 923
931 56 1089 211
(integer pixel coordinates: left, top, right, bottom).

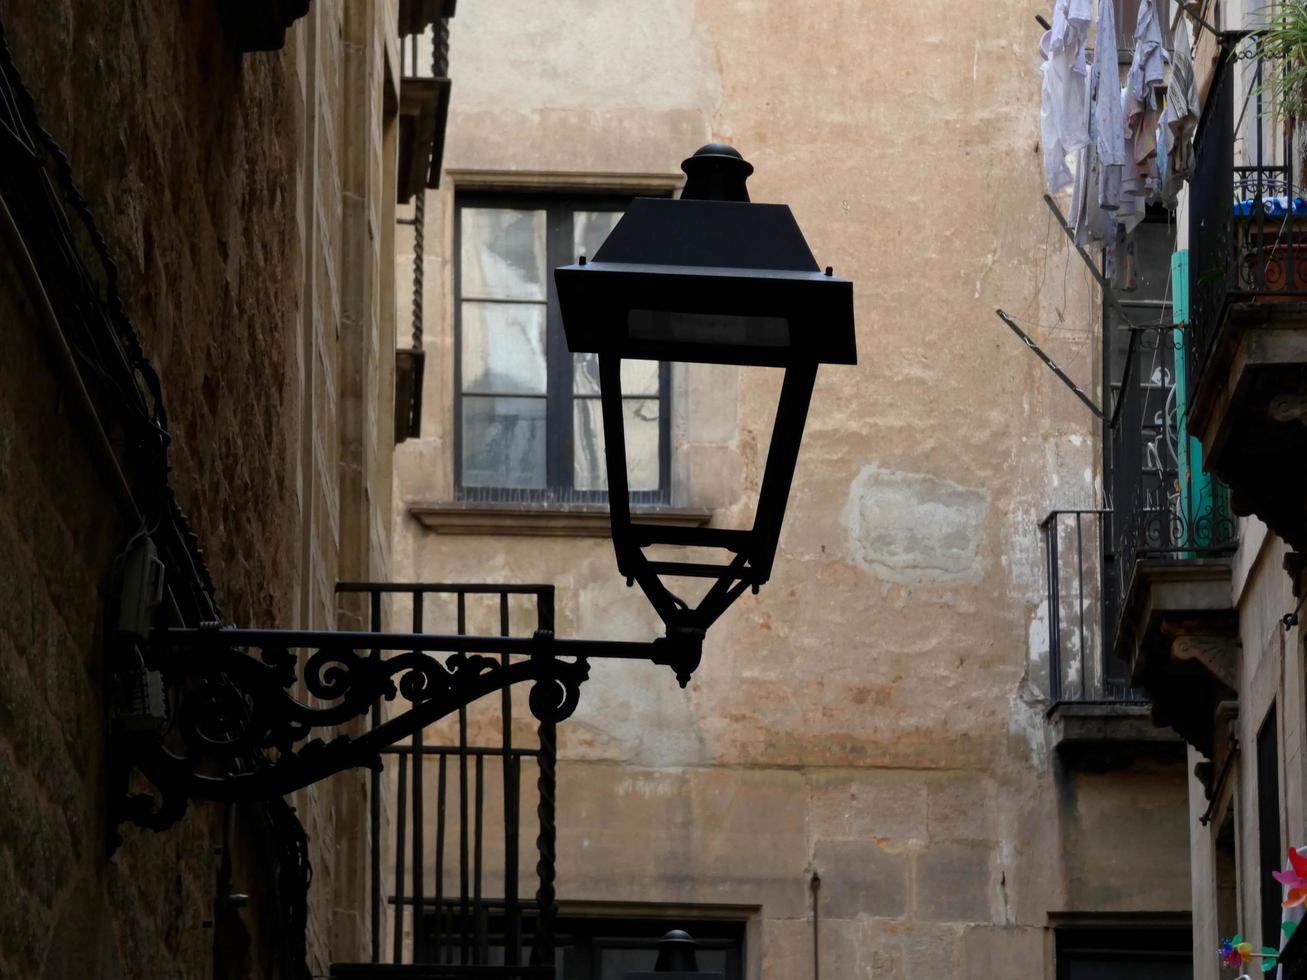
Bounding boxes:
810 869 821 980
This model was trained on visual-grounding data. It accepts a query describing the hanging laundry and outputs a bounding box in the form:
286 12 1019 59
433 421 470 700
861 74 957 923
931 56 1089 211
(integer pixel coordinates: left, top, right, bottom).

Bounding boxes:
1120 0 1169 228
1163 17 1199 202
1155 113 1169 202
1041 0 1094 194
1094 0 1127 211
1118 83 1148 231
1069 45 1095 241
1128 0 1168 97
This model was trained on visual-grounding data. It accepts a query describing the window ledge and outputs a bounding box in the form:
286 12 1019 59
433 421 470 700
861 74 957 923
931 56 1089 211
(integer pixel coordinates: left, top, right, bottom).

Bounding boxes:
407 501 713 538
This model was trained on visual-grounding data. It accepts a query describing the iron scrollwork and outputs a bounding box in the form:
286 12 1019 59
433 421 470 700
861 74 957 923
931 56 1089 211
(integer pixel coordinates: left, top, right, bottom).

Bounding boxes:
114 624 607 831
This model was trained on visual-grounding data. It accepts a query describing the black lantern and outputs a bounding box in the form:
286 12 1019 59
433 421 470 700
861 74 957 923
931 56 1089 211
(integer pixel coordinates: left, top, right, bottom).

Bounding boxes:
555 144 856 684
117 146 854 824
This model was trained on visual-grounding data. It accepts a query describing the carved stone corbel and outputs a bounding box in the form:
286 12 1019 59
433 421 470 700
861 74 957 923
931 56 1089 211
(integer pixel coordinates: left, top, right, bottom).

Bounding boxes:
1139 617 1240 759
1167 630 1239 693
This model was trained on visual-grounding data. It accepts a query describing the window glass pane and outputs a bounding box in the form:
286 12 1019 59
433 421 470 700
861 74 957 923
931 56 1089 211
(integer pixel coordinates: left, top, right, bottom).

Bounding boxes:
462 396 547 488
573 397 605 490
600 948 655 978
462 301 547 394
573 353 660 396
461 208 547 300
573 209 623 262
573 398 660 491
621 358 660 396
624 398 661 490
599 947 727 978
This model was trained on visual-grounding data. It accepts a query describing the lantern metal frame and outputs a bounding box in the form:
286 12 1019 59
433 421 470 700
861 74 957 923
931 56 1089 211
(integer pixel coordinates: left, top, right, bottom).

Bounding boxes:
555 144 856 679
115 143 855 830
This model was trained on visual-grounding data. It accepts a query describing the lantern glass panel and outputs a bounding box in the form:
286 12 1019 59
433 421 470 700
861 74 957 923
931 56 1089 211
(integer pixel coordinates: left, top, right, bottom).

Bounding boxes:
627 309 791 350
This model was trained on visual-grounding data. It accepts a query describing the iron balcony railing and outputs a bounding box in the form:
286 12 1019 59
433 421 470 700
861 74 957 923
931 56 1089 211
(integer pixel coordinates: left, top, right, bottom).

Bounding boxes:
1107 327 1237 605
1041 509 1141 704
1043 337 1235 706
1188 53 1307 410
335 582 559 979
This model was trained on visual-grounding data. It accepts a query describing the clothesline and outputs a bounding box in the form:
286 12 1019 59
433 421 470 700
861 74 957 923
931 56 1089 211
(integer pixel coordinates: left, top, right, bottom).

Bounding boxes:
1035 0 1221 54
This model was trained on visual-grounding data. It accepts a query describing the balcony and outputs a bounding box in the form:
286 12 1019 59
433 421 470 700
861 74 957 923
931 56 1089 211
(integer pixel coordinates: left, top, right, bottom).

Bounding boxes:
1041 289 1240 757
1040 510 1181 761
397 10 453 205
1187 54 1307 552
1107 319 1238 760
330 583 559 980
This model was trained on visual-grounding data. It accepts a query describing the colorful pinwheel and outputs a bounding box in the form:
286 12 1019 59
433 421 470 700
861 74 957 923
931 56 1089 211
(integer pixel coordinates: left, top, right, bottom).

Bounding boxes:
1218 936 1279 973
1273 847 1307 908
1220 936 1250 969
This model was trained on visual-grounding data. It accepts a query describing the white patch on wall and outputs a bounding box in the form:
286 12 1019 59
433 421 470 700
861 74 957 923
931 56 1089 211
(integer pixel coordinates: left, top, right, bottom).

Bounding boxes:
1028 597 1049 670
1008 686 1051 772
842 465 989 585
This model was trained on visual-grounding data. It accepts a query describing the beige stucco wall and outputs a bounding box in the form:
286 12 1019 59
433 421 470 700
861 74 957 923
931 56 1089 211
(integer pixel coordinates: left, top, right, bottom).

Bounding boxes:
392 2 1191 976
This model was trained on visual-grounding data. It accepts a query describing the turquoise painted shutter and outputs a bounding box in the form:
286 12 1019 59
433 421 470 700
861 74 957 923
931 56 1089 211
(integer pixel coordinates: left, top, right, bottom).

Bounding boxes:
1171 249 1228 549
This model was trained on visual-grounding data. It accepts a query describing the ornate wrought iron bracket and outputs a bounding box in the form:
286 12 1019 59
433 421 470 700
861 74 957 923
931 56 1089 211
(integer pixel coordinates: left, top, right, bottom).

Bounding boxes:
111 623 701 833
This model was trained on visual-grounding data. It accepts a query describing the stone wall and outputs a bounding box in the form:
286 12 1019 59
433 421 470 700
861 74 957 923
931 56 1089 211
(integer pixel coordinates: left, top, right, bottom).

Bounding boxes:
0 0 398 975
391 1 1192 976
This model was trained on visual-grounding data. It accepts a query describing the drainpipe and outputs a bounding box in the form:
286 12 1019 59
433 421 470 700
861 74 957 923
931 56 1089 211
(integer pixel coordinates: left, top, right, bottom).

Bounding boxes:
811 870 822 980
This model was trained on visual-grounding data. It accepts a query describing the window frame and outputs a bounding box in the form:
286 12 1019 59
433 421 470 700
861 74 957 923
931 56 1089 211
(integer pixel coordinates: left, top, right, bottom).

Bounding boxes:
453 190 672 505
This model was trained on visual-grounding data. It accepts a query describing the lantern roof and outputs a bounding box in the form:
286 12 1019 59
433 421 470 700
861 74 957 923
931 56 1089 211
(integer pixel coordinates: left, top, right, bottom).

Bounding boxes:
555 146 856 368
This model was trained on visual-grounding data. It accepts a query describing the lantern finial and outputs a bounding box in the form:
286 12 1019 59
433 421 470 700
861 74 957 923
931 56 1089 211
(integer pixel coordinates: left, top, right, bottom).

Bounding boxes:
680 143 753 202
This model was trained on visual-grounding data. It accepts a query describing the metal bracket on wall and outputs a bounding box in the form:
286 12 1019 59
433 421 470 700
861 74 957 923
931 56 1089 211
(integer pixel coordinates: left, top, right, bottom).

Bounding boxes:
996 309 1105 419
111 622 701 834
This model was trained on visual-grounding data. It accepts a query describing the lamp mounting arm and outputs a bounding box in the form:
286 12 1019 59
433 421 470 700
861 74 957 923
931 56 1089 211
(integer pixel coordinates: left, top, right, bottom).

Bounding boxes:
111 624 702 835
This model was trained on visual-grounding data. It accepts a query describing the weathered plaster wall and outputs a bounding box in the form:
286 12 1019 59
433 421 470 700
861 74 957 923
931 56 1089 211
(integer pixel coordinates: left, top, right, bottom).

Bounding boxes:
0 1 399 976
393 1 1189 975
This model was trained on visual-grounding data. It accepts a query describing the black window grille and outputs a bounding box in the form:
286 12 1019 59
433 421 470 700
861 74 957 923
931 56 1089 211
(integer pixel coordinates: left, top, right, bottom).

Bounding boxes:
454 192 672 505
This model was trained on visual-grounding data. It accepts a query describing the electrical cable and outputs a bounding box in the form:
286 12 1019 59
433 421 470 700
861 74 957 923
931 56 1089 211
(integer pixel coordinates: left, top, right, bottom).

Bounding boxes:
0 13 219 624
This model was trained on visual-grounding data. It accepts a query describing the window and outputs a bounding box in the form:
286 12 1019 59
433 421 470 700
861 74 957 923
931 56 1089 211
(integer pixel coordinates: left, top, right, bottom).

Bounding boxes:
455 193 671 503
1056 926 1192 980
552 914 745 980
415 910 746 979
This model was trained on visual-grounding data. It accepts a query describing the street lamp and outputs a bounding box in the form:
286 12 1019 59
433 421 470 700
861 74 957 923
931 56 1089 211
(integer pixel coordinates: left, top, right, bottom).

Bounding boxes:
116 143 855 821
555 143 857 684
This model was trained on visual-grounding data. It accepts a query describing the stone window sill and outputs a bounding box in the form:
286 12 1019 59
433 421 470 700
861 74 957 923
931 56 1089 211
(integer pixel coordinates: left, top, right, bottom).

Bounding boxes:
407 501 713 538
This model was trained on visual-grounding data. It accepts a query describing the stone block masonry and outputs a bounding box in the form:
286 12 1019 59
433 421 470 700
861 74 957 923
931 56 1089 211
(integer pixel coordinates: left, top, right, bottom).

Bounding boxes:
0 0 400 976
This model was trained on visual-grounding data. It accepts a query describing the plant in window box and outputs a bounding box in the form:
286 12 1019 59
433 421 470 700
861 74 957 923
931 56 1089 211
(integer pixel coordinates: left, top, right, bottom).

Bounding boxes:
1250 3 1307 125
1227 9 1307 299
